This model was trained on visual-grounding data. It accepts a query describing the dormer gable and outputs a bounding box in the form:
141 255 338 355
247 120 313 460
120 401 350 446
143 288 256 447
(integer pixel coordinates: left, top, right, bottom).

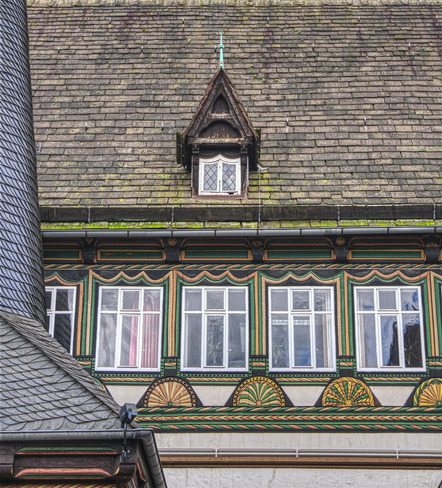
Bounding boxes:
178 69 259 198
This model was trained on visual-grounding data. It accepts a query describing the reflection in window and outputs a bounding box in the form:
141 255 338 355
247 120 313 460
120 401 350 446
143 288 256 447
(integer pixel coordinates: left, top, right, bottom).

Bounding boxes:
45 287 76 354
269 287 335 371
355 287 424 371
96 287 162 371
182 287 248 371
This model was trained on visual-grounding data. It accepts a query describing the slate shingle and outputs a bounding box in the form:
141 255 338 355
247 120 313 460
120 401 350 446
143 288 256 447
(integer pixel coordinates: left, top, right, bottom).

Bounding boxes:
27 3 442 208
0 311 121 431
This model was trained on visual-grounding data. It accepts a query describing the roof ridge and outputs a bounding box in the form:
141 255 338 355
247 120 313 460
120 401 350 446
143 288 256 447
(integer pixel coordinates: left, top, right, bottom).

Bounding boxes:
26 0 442 7
0 311 122 425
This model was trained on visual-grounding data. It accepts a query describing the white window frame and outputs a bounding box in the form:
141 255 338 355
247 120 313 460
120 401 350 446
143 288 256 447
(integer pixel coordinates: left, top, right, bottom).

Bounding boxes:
181 286 249 372
199 154 241 195
268 286 336 372
95 286 163 372
355 286 426 372
45 286 76 355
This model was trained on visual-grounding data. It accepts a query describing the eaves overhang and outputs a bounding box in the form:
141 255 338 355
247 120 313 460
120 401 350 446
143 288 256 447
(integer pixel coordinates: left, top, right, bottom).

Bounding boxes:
0 429 166 488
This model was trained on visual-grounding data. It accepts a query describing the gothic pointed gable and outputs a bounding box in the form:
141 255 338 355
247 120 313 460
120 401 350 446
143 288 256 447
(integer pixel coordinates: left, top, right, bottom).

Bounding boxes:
180 69 259 197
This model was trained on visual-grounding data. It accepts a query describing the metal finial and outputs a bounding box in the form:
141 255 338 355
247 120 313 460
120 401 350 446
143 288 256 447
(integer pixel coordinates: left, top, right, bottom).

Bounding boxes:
218 32 224 69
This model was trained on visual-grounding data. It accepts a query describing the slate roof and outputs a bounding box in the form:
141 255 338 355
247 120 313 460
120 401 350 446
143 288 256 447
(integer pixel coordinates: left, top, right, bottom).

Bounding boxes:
28 2 442 209
0 311 122 431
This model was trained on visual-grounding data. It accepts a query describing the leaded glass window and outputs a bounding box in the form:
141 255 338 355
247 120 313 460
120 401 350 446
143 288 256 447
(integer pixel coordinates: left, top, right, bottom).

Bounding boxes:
199 155 240 195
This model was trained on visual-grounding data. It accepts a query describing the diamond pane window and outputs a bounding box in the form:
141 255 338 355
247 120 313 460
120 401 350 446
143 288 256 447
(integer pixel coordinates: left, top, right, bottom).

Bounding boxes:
199 155 240 195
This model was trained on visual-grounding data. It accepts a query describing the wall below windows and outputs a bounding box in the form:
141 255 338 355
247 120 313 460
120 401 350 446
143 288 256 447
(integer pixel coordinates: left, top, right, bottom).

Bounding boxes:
163 467 442 488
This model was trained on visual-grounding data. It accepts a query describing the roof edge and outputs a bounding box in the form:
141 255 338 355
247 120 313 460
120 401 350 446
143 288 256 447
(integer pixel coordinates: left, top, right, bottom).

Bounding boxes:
27 0 442 6
40 204 442 223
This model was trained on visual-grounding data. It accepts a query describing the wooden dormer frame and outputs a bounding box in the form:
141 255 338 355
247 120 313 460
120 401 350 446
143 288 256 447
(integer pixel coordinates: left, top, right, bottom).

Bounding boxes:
177 69 259 197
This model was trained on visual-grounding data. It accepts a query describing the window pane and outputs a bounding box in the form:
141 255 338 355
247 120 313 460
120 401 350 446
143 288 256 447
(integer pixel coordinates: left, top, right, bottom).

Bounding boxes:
206 290 224 310
222 163 237 192
401 289 419 311
45 314 50 331
206 315 224 367
228 314 246 368
45 291 53 309
101 289 119 311
293 316 311 366
228 289 246 311
271 290 288 311
314 314 329 368
141 314 160 368
292 290 310 311
359 314 377 368
378 290 397 310
97 313 117 367
357 290 374 311
53 314 72 352
120 315 139 367
271 314 289 368
203 163 218 191
403 313 423 368
314 289 331 312
122 290 140 311
143 289 161 312
185 314 202 368
55 289 74 311
380 316 399 366
185 289 202 311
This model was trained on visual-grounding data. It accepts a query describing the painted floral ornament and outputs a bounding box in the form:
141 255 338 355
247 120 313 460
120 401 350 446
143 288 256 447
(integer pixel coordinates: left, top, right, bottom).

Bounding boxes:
413 378 442 407
232 376 285 406
322 377 374 407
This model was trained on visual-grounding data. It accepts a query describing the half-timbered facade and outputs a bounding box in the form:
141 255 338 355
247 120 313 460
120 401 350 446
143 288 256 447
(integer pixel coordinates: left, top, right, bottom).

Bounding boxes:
27 1 442 486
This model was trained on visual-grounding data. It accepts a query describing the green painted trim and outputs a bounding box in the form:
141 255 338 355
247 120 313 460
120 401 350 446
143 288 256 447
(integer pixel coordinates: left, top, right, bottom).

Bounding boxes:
43 249 81 260
99 250 163 260
267 250 333 260
184 250 249 259
350 250 423 260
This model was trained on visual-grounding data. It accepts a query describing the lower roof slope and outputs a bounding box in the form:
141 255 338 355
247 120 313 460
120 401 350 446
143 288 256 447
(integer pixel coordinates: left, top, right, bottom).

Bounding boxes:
29 3 442 207
0 311 122 431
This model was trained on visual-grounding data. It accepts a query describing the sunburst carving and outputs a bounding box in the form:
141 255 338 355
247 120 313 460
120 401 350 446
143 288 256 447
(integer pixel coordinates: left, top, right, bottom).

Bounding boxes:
232 376 285 407
140 377 197 407
413 378 442 407
322 377 374 407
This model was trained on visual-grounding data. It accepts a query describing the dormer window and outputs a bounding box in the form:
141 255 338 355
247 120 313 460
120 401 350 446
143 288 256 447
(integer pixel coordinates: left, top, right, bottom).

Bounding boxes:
199 154 241 195
177 69 259 198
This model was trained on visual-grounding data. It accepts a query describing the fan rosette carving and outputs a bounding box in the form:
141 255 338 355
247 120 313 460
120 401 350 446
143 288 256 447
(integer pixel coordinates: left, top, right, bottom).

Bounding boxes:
322 377 374 407
141 377 197 407
413 378 442 407
232 376 285 407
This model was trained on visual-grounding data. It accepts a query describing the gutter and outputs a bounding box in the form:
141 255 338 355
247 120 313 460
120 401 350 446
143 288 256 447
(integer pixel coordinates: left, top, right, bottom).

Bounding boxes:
0 429 166 488
41 225 442 239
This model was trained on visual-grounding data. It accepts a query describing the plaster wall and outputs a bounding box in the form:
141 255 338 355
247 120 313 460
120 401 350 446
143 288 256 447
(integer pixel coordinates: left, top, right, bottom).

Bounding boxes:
370 386 414 406
157 432 442 451
192 385 236 406
107 385 148 405
163 467 442 488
